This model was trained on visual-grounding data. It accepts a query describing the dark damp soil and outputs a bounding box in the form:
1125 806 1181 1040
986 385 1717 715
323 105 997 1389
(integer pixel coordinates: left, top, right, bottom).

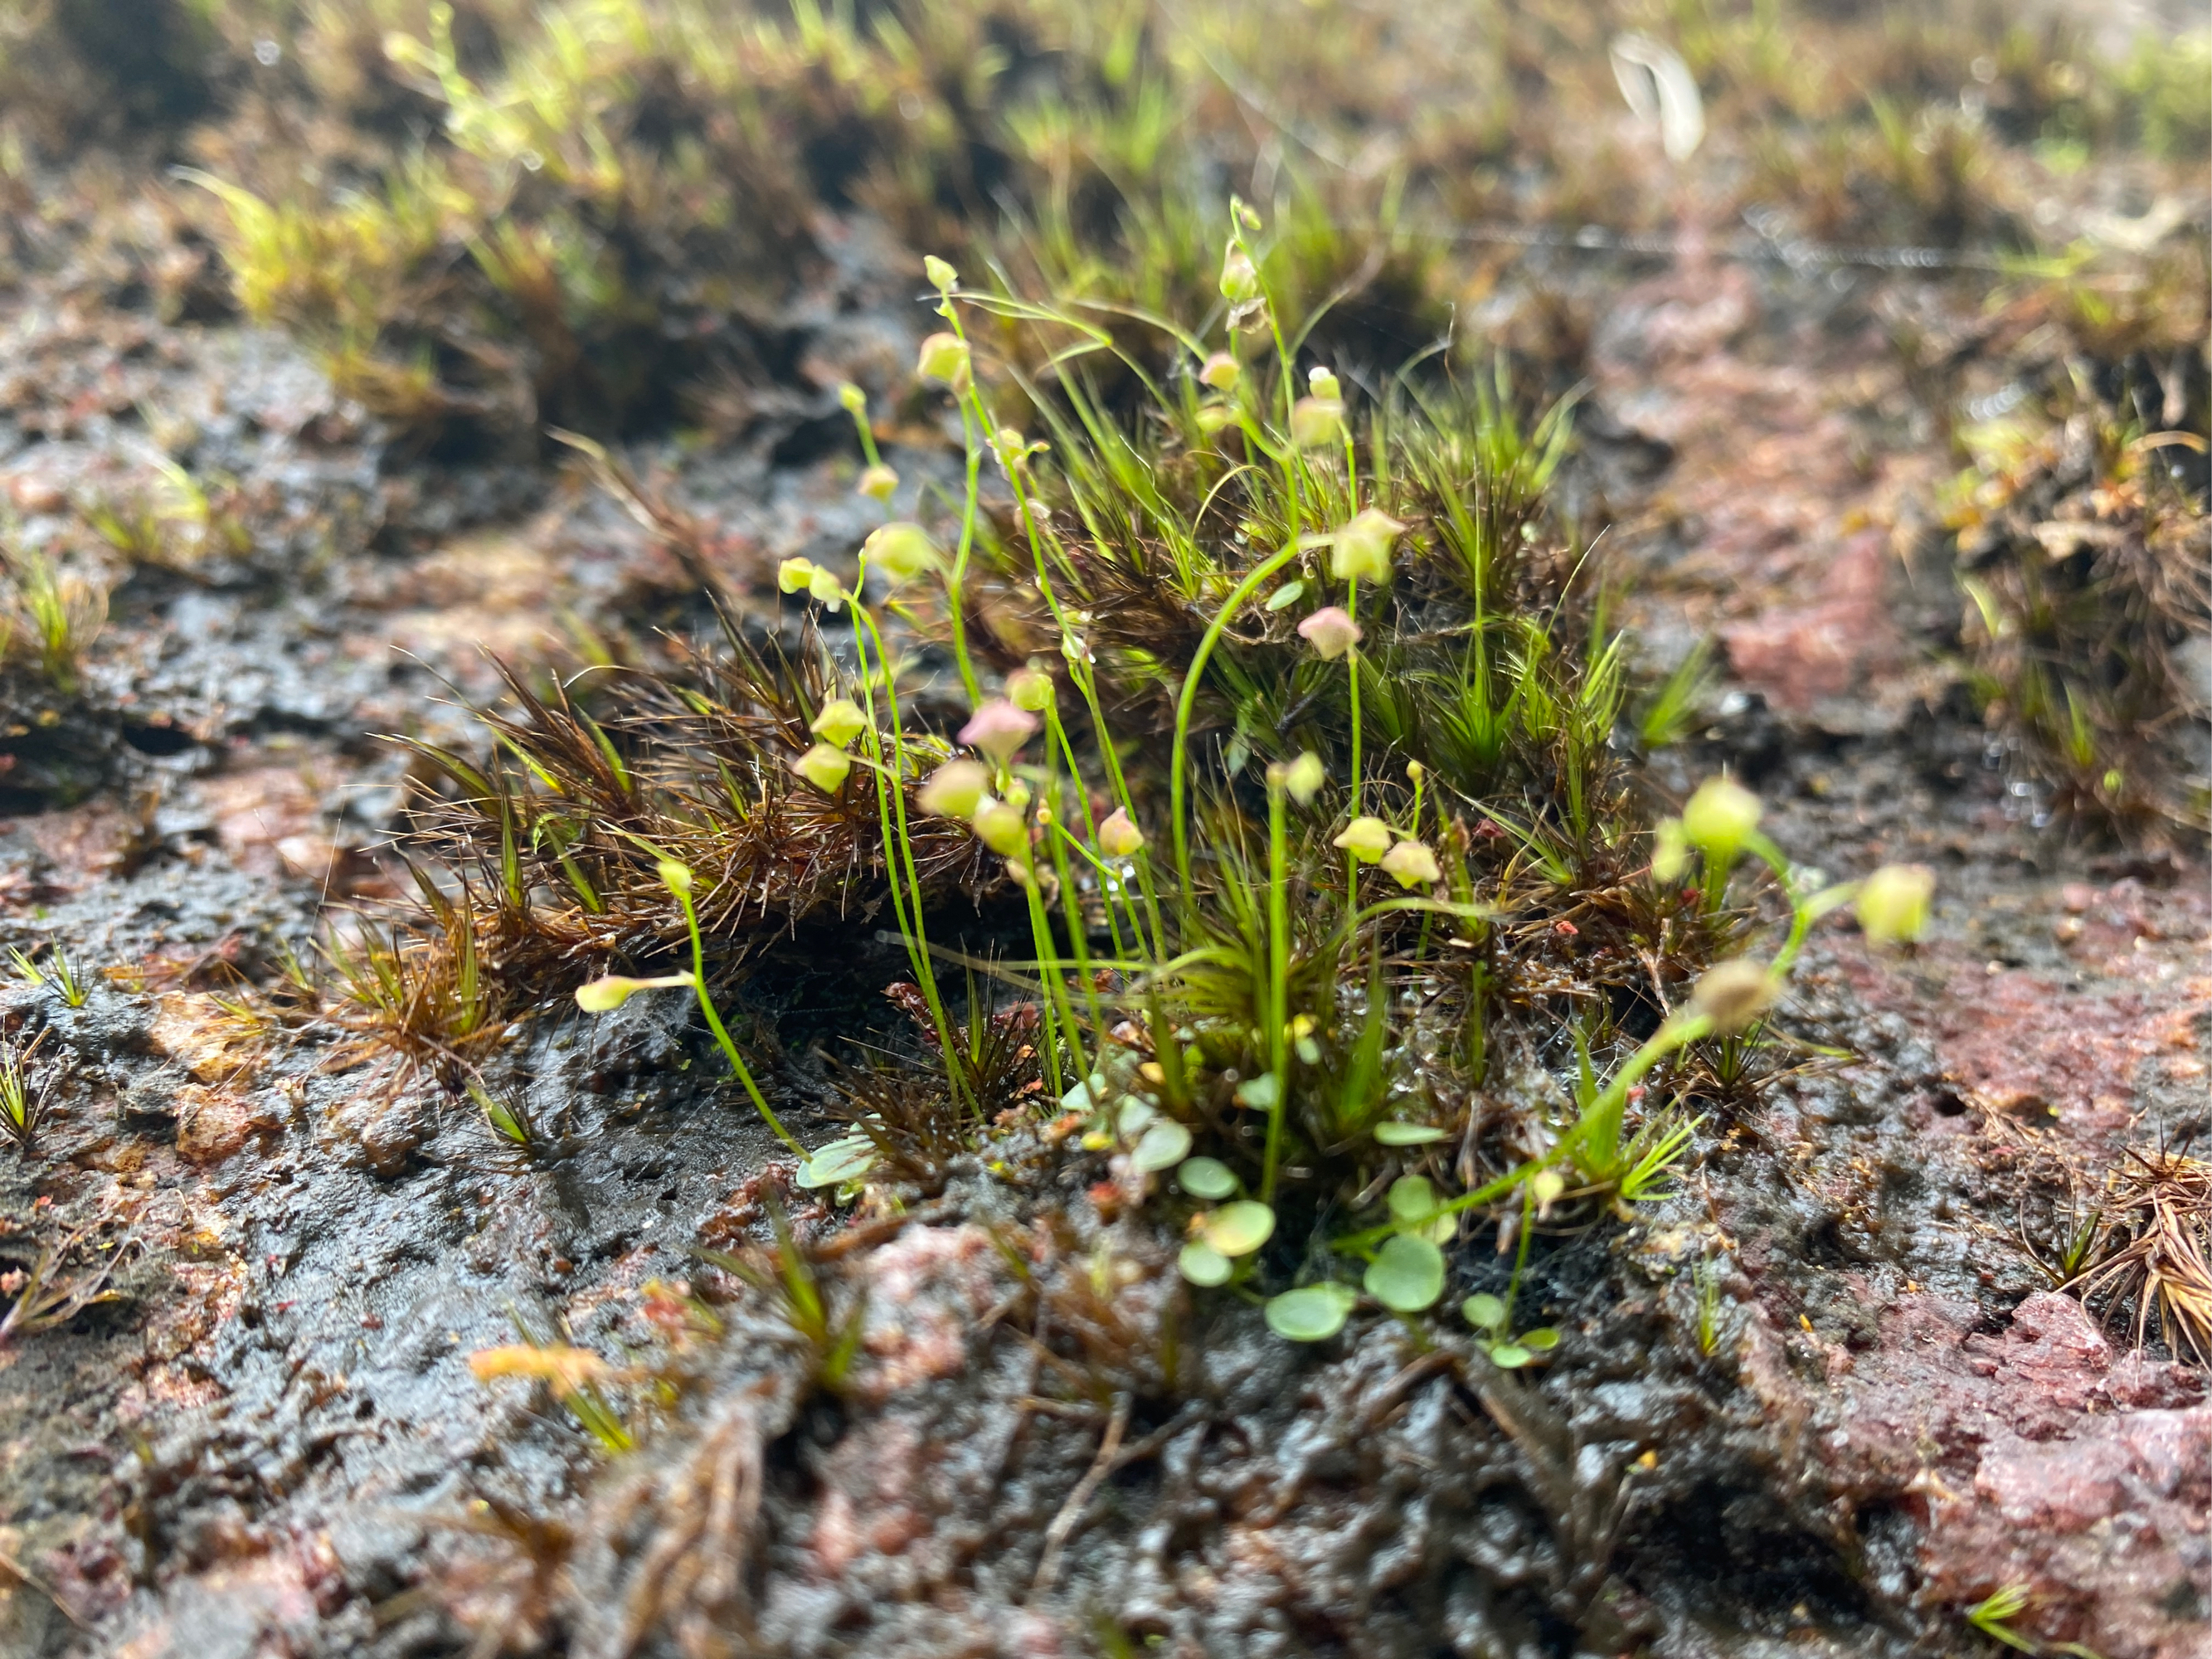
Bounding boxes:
2 38 2207 1659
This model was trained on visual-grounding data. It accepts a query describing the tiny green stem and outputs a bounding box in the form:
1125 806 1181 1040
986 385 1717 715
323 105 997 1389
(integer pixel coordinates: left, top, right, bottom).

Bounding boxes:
1344 574 1363 928
1023 876 1083 1099
1169 543 1305 902
674 887 802 1156
843 395 885 471
1501 1179 1536 1330
1033 719 1108 1048
1043 702 1102 839
1262 770 1291 1203
1043 807 1110 1043
849 602 964 1102
1042 703 1134 966
942 397 985 706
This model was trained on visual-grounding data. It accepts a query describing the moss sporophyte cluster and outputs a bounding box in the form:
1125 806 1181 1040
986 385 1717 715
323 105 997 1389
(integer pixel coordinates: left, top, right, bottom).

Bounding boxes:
542 218 1937 1347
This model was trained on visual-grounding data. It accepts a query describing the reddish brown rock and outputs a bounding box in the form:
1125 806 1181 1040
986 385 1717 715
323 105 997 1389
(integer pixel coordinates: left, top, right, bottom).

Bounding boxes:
848 1222 1012 1404
147 993 263 1085
1826 1292 2209 1659
173 1082 282 1165
1721 530 1908 713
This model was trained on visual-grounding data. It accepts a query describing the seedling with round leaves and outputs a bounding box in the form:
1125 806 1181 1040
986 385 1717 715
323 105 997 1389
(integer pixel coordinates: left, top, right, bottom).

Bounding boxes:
1176 1157 1239 1201
1461 1292 1562 1370
1365 1233 1446 1314
1178 1198 1276 1288
1325 1175 1457 1320
796 1133 879 1193
1126 1110 1193 1175
1373 1121 1446 1148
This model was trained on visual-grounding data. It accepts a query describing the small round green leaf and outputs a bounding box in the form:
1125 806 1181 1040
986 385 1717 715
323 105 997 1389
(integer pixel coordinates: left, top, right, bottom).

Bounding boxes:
1387 1175 1437 1226
1364 1233 1446 1313
1200 1200 1276 1258
1130 1118 1192 1173
1461 1292 1507 1333
1116 1097 1157 1137
1519 1327 1561 1352
1178 1240 1232 1287
1266 1282 1357 1342
797 1134 877 1189
1178 1156 1239 1199
1233 1073 1281 1111
1373 1121 1445 1146
1489 1342 1533 1369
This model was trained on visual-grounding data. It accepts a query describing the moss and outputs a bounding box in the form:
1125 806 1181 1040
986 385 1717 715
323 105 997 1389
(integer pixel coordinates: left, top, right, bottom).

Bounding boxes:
6 0 2194 462
1947 364 2210 834
318 242 1941 1397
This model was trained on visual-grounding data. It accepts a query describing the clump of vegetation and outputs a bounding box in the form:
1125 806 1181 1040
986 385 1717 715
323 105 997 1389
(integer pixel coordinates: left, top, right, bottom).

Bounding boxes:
697 1192 866 1390
9 938 90 1008
77 456 252 569
314 893 513 1086
0 1229 133 1350
1964 1581 2105 1659
0 1029 48 1150
464 1077 534 1146
173 0 1455 445
372 231 1930 1358
0 551 106 696
1694 2 2209 249
1947 367 2210 833
2062 1147 2212 1365
7 0 2195 466
469 1326 638 1451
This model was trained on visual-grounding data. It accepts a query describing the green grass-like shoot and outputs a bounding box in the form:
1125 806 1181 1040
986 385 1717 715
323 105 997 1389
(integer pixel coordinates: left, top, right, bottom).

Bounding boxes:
10 942 88 1009
466 1080 533 1147
0 1031 44 1150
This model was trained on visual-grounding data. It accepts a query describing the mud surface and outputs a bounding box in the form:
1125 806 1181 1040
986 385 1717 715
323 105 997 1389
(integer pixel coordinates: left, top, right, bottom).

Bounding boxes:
2 26 2209 1659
